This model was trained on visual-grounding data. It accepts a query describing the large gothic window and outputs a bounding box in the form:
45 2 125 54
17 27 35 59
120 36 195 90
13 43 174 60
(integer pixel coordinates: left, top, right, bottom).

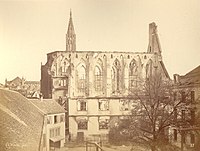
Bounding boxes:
77 65 86 93
94 66 102 92
146 60 153 79
112 59 121 93
129 60 138 91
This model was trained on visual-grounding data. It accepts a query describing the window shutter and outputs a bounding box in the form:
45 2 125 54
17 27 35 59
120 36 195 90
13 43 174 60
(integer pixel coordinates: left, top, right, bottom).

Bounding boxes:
77 101 80 111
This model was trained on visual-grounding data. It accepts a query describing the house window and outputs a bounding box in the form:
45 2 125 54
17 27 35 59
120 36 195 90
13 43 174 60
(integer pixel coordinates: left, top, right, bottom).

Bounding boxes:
99 116 110 130
47 116 52 124
55 127 60 136
77 117 88 130
119 100 129 111
174 129 177 141
181 91 186 103
77 100 87 111
191 91 195 103
182 110 185 122
174 108 177 123
50 129 54 138
182 131 186 144
60 115 65 122
94 66 103 92
173 92 177 101
59 79 67 86
190 110 195 125
98 100 109 111
50 127 60 138
190 133 195 144
54 115 58 124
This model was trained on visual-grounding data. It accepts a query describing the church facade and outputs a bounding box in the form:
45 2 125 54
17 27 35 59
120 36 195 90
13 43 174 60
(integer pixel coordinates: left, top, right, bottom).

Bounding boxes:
41 12 170 140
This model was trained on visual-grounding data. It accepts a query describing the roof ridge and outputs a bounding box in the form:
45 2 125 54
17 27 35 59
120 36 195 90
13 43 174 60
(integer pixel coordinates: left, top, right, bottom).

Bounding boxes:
28 99 46 115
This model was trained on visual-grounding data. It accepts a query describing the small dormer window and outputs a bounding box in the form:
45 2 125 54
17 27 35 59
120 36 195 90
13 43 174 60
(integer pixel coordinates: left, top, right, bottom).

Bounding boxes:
54 115 58 124
60 115 65 122
47 116 52 124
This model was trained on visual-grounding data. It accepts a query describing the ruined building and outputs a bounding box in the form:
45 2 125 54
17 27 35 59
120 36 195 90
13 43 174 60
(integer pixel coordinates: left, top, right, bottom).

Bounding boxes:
41 11 170 141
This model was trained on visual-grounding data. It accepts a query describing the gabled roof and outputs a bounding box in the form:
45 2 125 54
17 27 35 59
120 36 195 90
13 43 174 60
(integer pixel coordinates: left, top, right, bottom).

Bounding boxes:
185 65 200 77
6 77 22 85
178 65 200 86
30 99 65 114
0 89 44 151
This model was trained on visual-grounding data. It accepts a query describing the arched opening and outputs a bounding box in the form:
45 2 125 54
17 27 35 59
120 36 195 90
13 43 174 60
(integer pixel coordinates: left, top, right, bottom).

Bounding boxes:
77 65 86 93
94 66 102 92
112 59 121 93
129 60 138 91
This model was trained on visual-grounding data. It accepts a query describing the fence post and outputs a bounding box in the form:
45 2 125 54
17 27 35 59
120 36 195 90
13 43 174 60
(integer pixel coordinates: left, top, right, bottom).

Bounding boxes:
86 141 88 151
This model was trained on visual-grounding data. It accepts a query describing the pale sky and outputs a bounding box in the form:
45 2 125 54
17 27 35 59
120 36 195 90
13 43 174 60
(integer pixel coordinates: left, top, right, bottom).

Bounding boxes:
0 0 200 84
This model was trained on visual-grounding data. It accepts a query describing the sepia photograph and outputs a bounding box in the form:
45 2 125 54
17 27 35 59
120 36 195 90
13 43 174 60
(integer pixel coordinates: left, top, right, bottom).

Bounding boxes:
0 0 200 151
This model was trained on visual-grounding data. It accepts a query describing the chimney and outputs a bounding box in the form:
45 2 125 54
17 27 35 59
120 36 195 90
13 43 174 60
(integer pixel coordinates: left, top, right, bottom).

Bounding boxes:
173 74 180 84
39 93 43 101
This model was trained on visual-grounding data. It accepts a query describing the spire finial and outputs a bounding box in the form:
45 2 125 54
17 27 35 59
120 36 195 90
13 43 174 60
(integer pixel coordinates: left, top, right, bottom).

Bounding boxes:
70 9 72 18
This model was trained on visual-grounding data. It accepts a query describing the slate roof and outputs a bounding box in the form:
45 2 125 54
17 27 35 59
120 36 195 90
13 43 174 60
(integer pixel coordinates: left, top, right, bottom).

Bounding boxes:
29 99 65 114
185 65 200 77
0 88 44 151
179 65 200 86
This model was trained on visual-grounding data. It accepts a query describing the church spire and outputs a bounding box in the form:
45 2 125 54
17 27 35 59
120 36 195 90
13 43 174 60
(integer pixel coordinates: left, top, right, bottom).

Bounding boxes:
66 10 76 51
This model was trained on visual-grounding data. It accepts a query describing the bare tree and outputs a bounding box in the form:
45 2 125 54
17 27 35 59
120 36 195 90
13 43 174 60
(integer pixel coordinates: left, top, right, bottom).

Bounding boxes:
110 73 182 151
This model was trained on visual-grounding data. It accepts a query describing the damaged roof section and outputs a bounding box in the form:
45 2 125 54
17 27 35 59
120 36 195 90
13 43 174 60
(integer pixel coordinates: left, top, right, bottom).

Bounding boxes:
174 65 200 87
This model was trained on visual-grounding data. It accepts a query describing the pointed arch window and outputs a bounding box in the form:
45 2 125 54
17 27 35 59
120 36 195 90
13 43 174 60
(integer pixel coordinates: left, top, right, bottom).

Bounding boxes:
146 60 153 79
94 66 102 92
62 61 70 73
77 65 86 93
112 59 121 93
129 60 138 91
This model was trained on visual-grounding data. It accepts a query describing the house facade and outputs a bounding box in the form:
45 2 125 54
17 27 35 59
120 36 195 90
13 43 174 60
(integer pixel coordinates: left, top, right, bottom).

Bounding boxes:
41 12 170 141
0 88 65 151
30 99 66 151
172 66 200 150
